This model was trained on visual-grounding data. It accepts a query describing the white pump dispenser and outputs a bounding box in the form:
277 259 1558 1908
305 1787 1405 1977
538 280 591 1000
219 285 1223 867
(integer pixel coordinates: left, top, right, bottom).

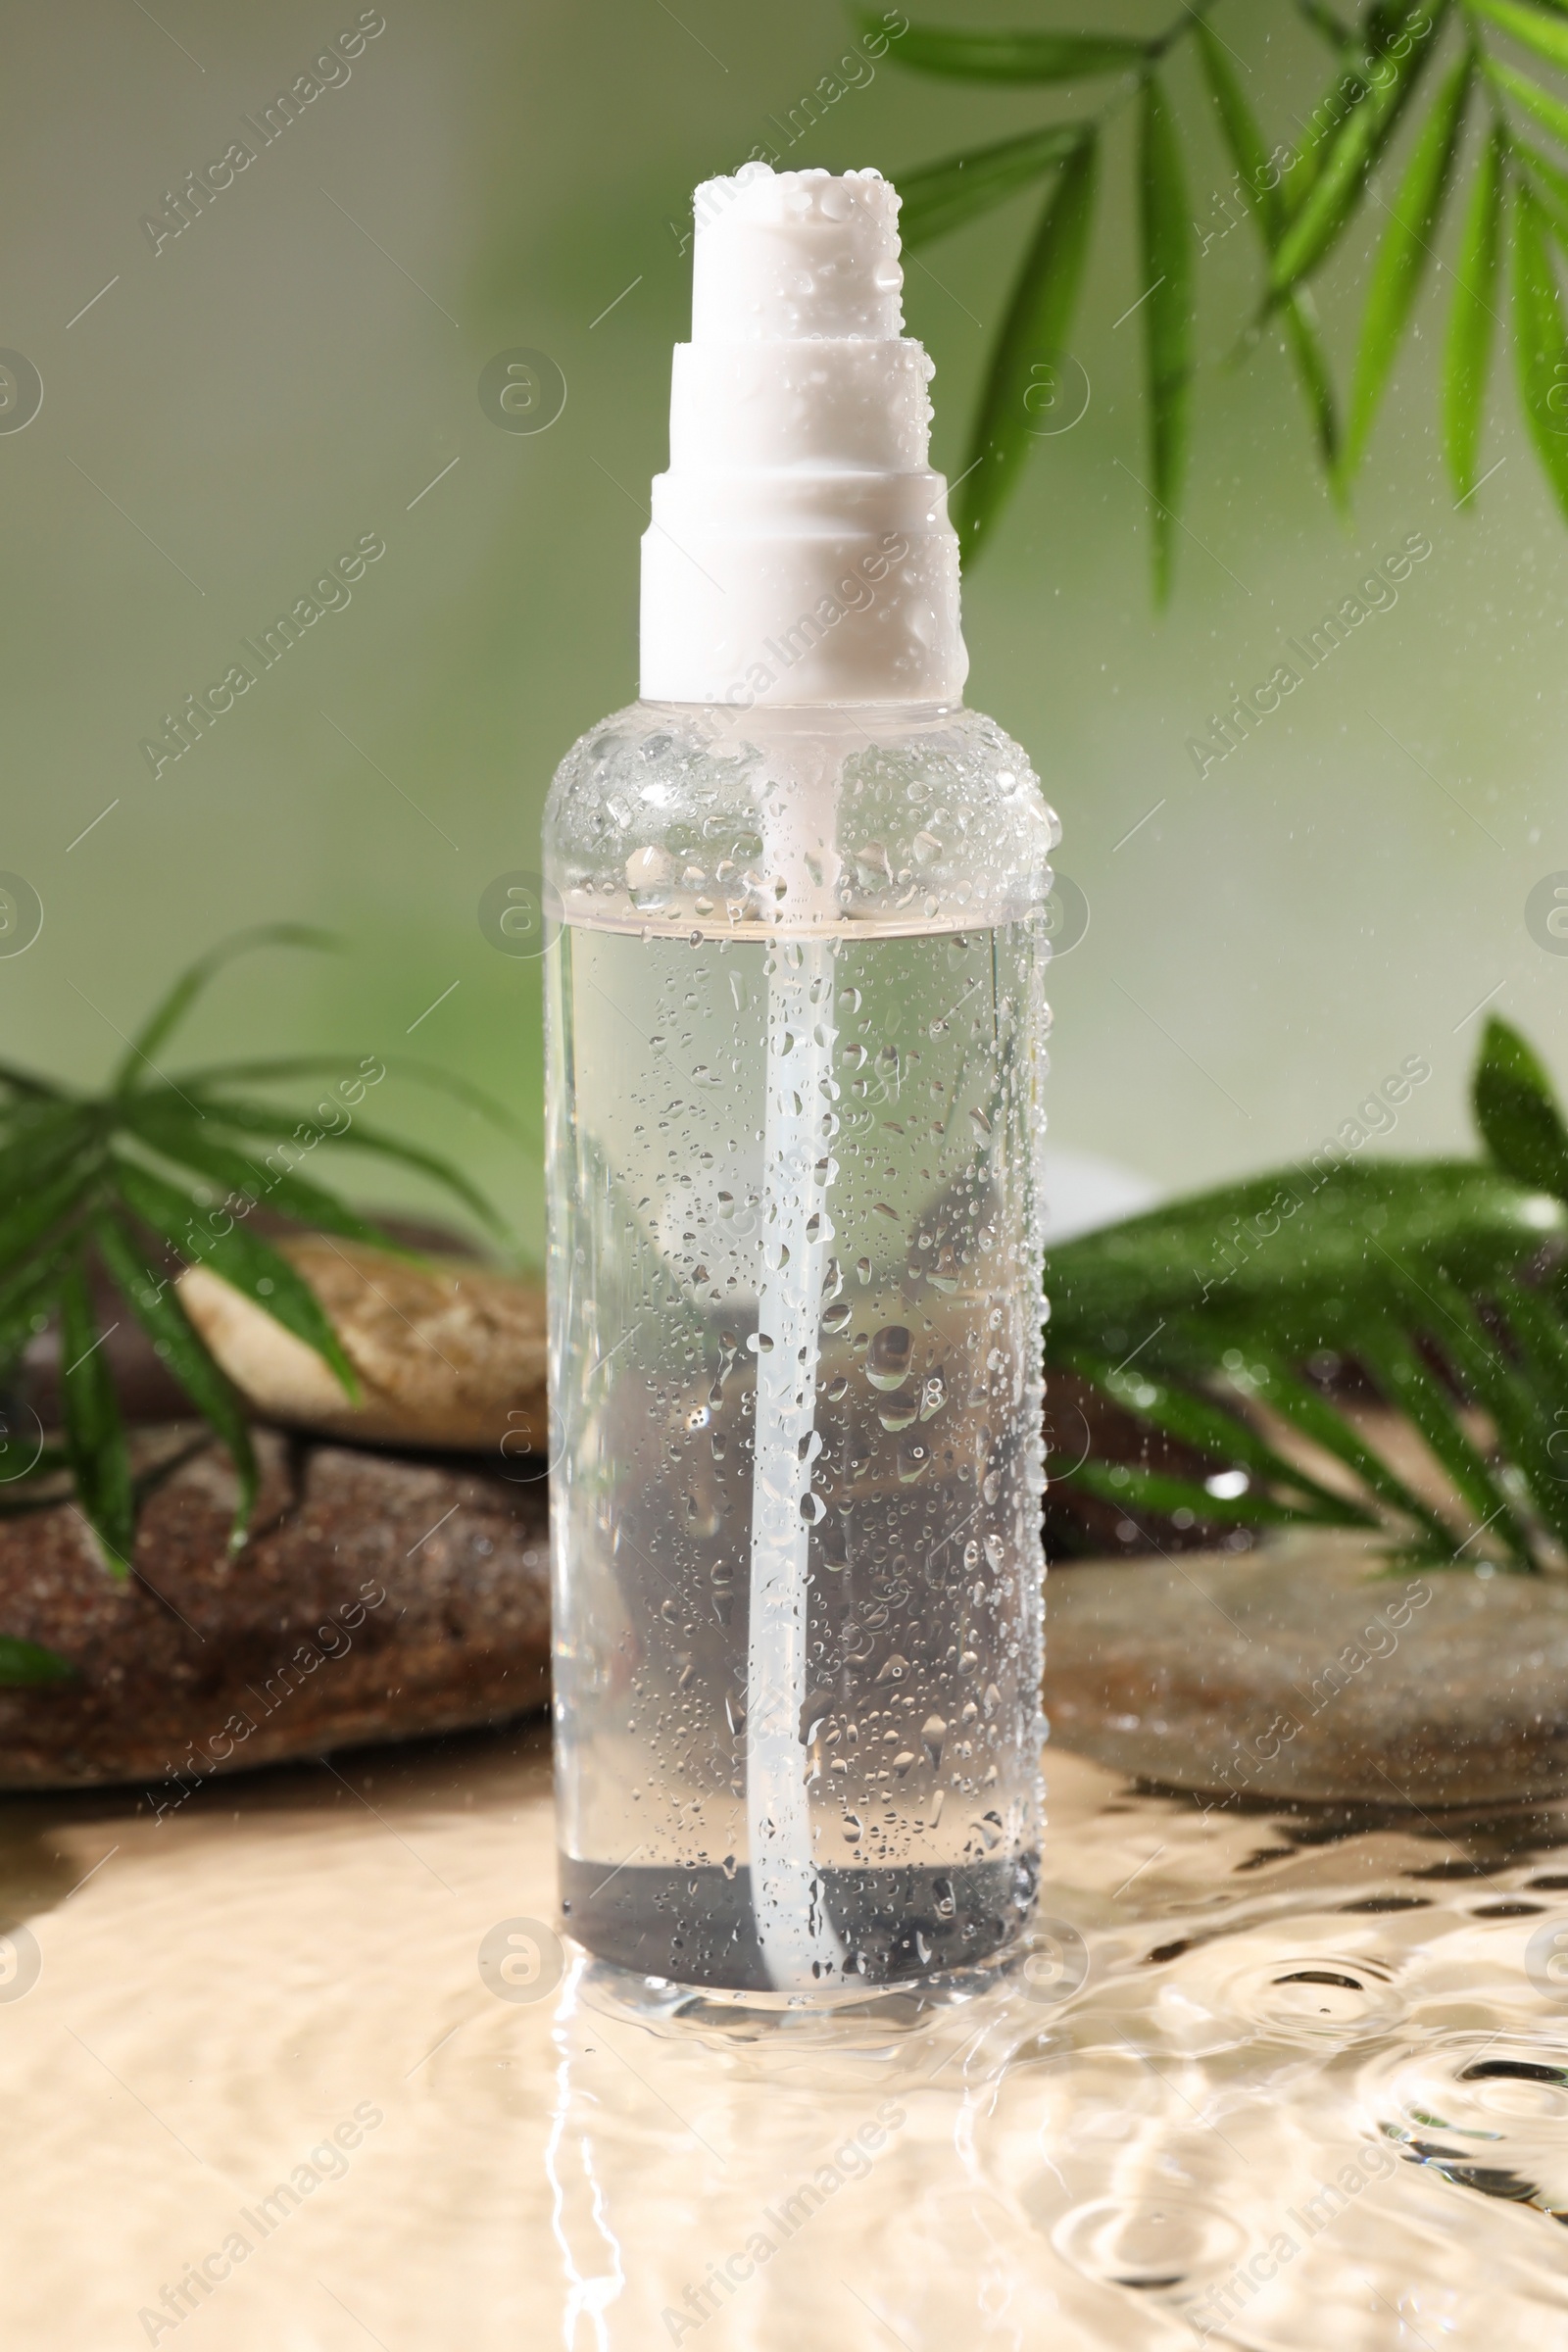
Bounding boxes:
639 164 968 709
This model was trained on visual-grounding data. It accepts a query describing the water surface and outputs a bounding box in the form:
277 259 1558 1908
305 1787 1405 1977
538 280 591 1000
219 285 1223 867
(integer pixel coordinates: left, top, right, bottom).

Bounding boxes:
2 1729 1565 2346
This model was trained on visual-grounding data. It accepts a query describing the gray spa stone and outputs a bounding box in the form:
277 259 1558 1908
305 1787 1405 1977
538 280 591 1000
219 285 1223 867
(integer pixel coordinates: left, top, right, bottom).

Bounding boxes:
1043 1537 1568 1806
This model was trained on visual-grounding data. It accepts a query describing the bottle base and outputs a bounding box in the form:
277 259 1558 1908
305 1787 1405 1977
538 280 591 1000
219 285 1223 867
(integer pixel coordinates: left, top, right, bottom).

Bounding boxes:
559 1850 1038 1995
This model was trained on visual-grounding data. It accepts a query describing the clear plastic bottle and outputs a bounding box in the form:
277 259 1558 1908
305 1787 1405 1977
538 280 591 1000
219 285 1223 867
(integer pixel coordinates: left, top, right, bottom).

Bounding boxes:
543 167 1058 1995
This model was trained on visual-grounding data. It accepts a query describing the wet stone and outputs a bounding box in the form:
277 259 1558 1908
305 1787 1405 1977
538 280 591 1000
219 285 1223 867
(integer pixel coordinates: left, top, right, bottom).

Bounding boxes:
0 1427 550 1790
1044 1535 1568 1807
178 1238 548 1451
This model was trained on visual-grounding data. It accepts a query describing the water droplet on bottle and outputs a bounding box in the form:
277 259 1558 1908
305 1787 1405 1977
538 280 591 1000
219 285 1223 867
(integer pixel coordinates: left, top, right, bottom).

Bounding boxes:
877 1391 918 1433
897 1434 932 1482
625 845 673 910
866 1326 912 1390
921 1715 947 1765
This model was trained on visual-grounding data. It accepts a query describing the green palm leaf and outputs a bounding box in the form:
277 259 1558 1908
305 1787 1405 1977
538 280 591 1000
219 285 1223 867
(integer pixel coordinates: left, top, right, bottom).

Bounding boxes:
113 925 337 1091
1063 1345 1374 1522
90 1210 259 1547
1068 1458 1312 1527
1343 53 1473 479
1296 0 1355 47
114 1158 360 1399
865 17 1147 81
1521 137 1568 237
1138 73 1196 603
957 133 1099 557
1047 1159 1563 1350
0 1059 65 1101
1472 0 1568 74
1490 55 1568 147
1196 24 1343 466
1270 0 1451 300
0 1160 94 1285
1420 1269 1568 1551
0 930 531 1589
120 1101 411 1254
1512 176 1568 519
1445 121 1508 501
1231 1345 1458 1548
1473 1013 1568 1197
0 1637 78 1688
897 125 1091 249
161 1093 514 1246
170 1055 530 1142
57 1254 134 1577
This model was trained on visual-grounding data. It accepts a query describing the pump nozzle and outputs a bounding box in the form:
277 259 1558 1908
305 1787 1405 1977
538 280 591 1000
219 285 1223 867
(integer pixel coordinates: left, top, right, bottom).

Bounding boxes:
640 165 968 710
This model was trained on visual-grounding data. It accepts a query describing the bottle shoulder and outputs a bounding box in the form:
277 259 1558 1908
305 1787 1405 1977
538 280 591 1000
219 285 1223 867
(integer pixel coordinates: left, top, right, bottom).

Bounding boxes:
543 699 1060 938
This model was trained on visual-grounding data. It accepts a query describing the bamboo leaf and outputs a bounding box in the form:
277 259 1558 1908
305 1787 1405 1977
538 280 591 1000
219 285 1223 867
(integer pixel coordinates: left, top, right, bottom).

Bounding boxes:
1445 120 1507 501
1139 74 1197 603
90 1211 259 1547
1343 54 1473 479
0 1637 78 1688
1473 0 1568 74
1512 177 1568 520
114 1158 360 1399
113 925 338 1091
865 16 1147 82
897 124 1091 249
1491 55 1568 148
958 133 1099 559
1271 0 1450 299
57 1253 133 1577
1472 1014 1568 1197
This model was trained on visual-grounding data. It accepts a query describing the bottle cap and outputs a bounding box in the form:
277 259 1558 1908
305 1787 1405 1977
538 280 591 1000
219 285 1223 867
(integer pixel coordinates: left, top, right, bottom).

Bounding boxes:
639 165 968 709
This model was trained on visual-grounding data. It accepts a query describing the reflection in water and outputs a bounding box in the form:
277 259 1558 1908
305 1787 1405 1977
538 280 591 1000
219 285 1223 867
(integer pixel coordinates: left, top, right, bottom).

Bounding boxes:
540 1751 1568 2349
1 1732 1567 2345
548 1961 625 2352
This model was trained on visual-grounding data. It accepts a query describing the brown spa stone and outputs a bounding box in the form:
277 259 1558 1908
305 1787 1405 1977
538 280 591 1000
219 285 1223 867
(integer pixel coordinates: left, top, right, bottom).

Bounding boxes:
0 1427 550 1791
1043 1535 1568 1807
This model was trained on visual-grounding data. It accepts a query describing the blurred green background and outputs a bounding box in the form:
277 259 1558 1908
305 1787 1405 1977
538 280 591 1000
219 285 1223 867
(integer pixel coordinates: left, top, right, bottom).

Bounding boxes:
3 0 1565 1261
